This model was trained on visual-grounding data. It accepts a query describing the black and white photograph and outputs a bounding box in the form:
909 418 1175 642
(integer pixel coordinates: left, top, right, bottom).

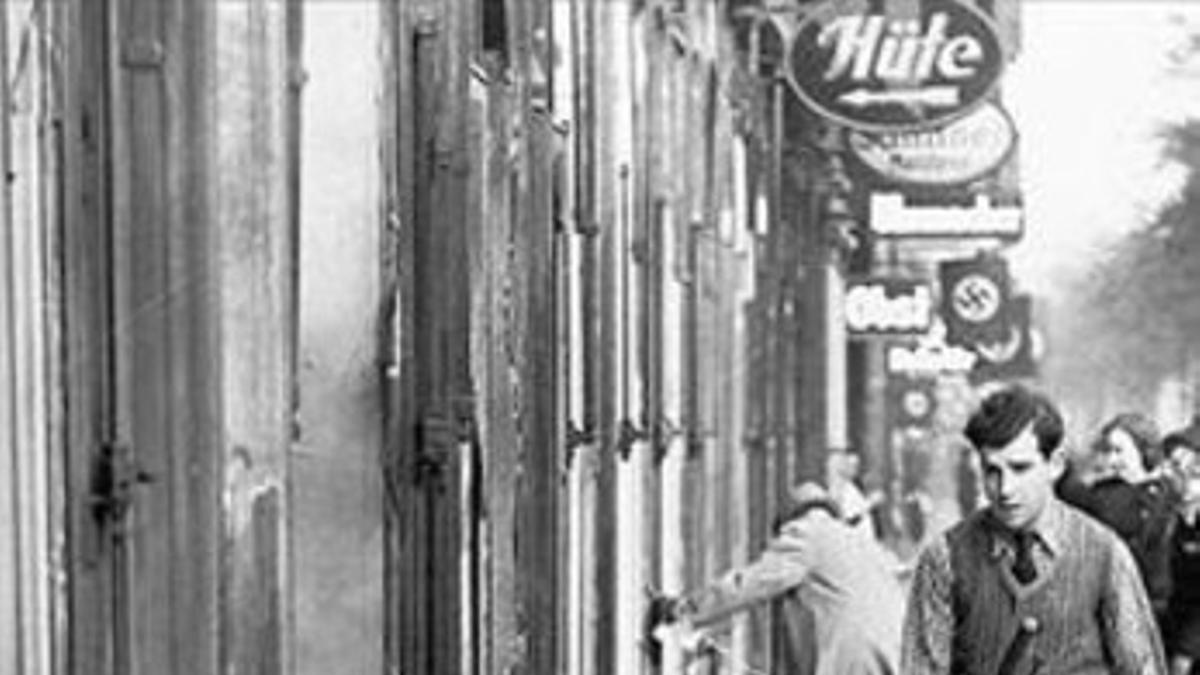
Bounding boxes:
2 1 1200 674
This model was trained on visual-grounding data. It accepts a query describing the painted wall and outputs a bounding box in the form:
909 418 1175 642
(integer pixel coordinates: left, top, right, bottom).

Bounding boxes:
0 3 53 673
295 4 384 675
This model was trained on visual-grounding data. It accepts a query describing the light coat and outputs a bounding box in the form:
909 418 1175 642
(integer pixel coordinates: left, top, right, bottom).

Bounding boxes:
685 508 905 675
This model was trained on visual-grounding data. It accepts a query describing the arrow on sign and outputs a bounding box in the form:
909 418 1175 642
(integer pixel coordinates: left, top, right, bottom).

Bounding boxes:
838 86 960 108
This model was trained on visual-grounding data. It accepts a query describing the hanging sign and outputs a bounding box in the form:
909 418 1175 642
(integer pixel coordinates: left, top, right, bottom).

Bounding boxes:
787 0 1005 132
845 278 933 337
888 376 939 429
887 341 977 375
938 254 1011 348
848 101 1017 185
870 192 1023 239
970 294 1038 383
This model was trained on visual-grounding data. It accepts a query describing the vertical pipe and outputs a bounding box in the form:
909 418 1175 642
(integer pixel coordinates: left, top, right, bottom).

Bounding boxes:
0 6 18 674
282 3 303 671
105 0 133 669
826 261 847 454
575 1 600 671
638 16 664 675
863 242 890 533
659 197 686 675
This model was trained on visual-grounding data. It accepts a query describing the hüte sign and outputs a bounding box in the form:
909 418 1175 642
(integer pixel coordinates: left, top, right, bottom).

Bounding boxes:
787 0 1004 132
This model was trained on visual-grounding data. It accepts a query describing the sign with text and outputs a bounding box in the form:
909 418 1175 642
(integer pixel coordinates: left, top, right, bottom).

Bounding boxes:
869 192 1023 239
886 340 977 375
845 278 934 337
848 100 1017 185
787 0 1005 132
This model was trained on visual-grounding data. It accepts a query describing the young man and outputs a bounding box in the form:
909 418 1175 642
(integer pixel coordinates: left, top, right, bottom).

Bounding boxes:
826 447 885 543
902 385 1166 675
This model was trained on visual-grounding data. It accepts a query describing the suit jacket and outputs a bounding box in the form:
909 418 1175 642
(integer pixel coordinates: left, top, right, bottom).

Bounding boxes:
684 509 904 675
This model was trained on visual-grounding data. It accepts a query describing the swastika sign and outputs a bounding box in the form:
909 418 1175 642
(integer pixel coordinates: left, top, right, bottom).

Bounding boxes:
970 293 1038 383
939 254 1011 347
950 273 1002 324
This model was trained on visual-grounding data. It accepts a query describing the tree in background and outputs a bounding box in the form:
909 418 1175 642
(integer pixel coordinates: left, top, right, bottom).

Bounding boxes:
1053 118 1200 417
1046 13 1200 423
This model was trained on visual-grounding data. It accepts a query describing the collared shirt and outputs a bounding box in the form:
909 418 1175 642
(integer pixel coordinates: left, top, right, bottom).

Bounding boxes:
984 493 1066 573
901 498 1167 675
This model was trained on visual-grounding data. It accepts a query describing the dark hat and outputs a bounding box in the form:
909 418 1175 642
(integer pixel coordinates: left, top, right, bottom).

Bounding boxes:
772 482 841 532
1163 415 1200 454
790 482 837 511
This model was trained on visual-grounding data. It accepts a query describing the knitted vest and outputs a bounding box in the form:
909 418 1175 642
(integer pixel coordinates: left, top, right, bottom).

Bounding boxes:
947 509 1114 675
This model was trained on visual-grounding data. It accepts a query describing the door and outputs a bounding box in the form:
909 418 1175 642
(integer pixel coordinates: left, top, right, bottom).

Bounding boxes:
60 1 222 673
0 2 64 673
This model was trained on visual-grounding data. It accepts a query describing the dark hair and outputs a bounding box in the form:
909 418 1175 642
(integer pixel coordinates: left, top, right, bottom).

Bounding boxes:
964 385 1064 458
1164 417 1200 455
1094 412 1162 470
771 500 839 534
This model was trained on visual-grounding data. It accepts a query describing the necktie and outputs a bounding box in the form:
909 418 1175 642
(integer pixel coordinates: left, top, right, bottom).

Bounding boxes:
1012 531 1038 584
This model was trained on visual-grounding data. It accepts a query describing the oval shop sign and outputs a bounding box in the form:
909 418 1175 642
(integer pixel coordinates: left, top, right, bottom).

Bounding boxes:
847 101 1017 185
787 0 1005 133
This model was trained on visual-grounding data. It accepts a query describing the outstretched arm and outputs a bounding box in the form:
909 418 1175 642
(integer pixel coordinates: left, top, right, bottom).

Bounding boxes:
681 517 817 628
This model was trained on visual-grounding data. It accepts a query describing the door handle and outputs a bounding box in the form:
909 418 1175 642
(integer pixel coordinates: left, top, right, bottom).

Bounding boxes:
89 442 155 526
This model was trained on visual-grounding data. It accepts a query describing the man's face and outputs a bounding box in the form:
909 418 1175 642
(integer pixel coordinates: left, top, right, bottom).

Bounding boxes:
980 425 1063 531
843 453 861 478
1172 445 1200 502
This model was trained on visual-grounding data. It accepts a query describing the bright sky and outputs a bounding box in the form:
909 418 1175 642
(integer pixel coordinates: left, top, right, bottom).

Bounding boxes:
1005 2 1200 294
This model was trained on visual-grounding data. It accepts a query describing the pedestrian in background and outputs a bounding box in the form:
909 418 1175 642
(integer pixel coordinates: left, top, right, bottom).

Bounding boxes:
648 482 905 675
826 447 885 543
955 437 983 522
1064 412 1177 630
902 384 1166 675
1163 421 1200 675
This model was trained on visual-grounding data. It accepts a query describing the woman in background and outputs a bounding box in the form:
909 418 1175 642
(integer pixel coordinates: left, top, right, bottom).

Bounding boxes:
1164 422 1200 675
1066 413 1177 631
